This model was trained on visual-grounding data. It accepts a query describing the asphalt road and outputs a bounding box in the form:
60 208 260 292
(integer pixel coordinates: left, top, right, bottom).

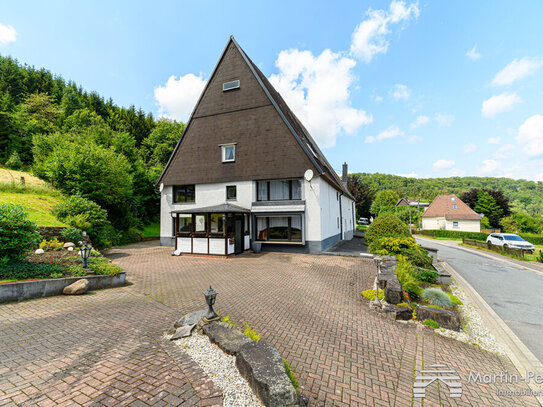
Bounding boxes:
416 237 543 364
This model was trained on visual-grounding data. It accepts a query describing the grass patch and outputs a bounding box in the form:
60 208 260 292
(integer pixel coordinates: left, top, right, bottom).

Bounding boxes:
142 222 160 237
423 319 440 329
0 168 48 186
283 359 299 391
220 315 235 326
362 289 384 301
0 191 66 226
243 323 261 341
461 242 540 263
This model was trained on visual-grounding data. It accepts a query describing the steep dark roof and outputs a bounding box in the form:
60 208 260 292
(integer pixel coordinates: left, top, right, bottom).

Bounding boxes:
157 36 353 199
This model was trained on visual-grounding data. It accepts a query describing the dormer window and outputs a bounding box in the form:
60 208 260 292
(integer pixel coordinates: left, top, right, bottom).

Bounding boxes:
221 143 236 162
452 204 457 209
223 80 240 91
451 197 456 202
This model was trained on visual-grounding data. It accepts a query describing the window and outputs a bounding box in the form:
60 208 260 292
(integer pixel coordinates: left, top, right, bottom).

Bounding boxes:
221 144 235 162
453 221 459 227
256 180 302 201
255 215 302 242
226 185 237 200
452 204 457 209
194 214 206 234
223 80 240 91
451 197 456 202
210 214 224 235
178 215 192 233
173 185 195 203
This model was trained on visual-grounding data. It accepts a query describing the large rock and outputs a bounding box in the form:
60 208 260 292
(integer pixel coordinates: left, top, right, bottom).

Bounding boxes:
63 242 75 249
202 322 252 355
384 277 403 304
171 324 196 340
174 309 207 328
236 341 299 407
416 306 460 331
377 273 396 289
382 304 412 321
35 248 44 255
62 279 89 295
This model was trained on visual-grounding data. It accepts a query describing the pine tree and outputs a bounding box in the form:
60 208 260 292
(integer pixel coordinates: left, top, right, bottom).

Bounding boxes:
474 190 503 228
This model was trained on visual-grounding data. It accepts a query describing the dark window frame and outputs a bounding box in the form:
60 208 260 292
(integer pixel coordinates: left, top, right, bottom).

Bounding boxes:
256 180 302 201
226 185 237 200
173 184 195 203
255 215 302 242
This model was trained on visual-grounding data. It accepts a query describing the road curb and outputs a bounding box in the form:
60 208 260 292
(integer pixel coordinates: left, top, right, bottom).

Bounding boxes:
441 260 543 405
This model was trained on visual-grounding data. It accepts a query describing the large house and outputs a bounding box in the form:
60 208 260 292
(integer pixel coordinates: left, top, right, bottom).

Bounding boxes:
421 194 481 232
157 36 355 256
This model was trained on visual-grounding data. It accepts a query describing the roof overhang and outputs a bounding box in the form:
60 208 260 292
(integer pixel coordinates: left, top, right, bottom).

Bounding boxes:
170 203 250 214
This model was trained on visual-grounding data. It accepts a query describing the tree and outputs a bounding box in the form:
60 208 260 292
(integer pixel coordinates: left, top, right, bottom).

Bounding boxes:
347 174 375 218
474 190 503 228
0 204 40 265
370 190 399 215
60 86 82 118
500 211 543 234
5 151 23 170
461 188 511 218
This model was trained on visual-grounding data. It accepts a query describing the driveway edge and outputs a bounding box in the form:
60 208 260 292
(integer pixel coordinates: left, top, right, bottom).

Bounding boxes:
441 260 543 405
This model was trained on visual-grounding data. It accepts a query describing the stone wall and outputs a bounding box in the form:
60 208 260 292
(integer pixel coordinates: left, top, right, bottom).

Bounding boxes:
38 227 67 241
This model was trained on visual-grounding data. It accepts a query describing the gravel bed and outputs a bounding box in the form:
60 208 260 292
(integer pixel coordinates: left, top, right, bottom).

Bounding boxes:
436 282 506 355
172 331 263 407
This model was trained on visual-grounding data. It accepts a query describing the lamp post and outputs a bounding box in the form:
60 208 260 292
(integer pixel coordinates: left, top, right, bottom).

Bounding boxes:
373 256 382 303
203 286 218 319
80 242 91 269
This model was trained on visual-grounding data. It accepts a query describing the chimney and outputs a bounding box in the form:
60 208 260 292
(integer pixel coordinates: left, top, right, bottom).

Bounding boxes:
342 162 348 185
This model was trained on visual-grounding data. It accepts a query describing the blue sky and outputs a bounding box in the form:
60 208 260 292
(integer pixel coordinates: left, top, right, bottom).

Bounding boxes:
1 1 543 180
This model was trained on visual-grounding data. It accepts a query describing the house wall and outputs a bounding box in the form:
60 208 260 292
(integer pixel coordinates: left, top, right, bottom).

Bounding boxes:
421 217 445 230
422 217 481 232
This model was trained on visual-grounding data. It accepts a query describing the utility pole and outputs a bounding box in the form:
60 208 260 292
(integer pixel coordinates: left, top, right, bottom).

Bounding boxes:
417 198 421 230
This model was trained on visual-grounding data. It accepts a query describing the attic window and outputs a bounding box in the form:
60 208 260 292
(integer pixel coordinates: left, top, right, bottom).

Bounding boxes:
220 143 236 162
453 204 458 209
451 197 456 202
223 80 240 91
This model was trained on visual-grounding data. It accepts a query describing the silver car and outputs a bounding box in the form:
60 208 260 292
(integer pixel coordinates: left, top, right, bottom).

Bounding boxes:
486 233 535 253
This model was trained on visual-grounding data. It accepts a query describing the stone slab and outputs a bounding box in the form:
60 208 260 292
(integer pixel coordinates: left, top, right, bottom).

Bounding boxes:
171 324 196 340
174 309 207 328
416 305 461 331
202 321 252 355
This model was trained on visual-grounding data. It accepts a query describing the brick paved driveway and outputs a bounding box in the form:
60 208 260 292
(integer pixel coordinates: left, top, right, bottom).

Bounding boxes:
0 241 540 406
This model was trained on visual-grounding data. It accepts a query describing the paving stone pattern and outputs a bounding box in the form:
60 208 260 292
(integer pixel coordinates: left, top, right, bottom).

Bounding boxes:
0 241 539 406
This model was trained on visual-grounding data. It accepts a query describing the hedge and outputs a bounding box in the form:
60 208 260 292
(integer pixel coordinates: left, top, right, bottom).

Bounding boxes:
417 229 543 245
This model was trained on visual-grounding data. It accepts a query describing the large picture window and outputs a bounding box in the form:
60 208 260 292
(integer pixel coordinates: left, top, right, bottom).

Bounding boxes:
178 215 192 233
173 185 195 203
255 215 302 242
256 180 302 201
210 213 225 235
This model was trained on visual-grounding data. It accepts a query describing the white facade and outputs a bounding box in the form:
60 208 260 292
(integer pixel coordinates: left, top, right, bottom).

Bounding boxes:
160 175 355 254
421 217 481 232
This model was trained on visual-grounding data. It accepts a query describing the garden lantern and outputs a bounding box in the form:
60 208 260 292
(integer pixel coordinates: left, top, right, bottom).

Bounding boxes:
373 257 382 302
80 242 91 269
203 285 218 319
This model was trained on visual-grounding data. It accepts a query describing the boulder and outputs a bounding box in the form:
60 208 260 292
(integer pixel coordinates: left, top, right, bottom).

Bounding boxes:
62 279 89 295
63 242 76 249
382 304 412 321
35 248 44 255
416 306 460 331
202 322 252 355
174 309 207 328
236 341 299 407
67 247 74 252
170 324 196 340
384 277 403 304
377 273 396 290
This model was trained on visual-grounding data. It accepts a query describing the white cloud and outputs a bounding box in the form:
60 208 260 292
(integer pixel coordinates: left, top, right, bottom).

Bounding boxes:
269 48 372 148
350 0 419 63
516 114 543 157
391 84 411 100
481 92 522 118
407 135 422 143
154 73 207 121
0 23 16 45
492 144 515 159
409 115 430 129
435 113 454 127
466 44 481 60
463 143 477 154
372 94 384 102
432 159 455 171
491 57 542 87
396 171 419 178
478 159 501 175
487 137 501 144
365 125 404 143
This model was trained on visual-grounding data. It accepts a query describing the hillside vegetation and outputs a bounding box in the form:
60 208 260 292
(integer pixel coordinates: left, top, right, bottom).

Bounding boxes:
354 173 543 215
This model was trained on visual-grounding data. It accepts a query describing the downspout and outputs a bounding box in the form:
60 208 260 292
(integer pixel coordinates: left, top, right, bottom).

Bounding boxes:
339 192 343 240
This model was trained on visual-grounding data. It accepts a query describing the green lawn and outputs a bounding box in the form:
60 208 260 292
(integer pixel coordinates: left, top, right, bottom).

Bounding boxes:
142 222 160 237
0 191 66 226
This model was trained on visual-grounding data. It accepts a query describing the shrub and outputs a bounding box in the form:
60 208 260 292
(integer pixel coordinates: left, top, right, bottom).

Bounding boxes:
0 261 64 281
39 238 63 251
0 204 41 266
243 323 261 341
395 256 423 298
50 272 63 279
401 248 433 268
369 236 433 267
220 316 235 327
60 226 83 243
87 257 122 276
417 229 488 241
416 269 439 284
423 319 440 329
67 265 87 277
422 288 453 307
5 151 23 170
362 289 384 301
365 213 410 245
283 359 299 391
447 292 462 305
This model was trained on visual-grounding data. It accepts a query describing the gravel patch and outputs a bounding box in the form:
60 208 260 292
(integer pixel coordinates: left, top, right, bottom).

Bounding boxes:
172 331 263 407
436 282 506 355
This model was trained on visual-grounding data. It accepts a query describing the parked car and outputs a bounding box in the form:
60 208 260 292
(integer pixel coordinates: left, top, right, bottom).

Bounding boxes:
486 233 535 253
358 218 369 225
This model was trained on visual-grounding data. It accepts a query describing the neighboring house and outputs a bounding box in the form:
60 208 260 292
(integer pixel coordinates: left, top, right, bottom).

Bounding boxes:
421 194 481 232
395 198 430 210
157 36 355 256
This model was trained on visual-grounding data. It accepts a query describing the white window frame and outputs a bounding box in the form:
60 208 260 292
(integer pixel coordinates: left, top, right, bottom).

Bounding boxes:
220 143 236 163
223 80 240 91
453 221 459 228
